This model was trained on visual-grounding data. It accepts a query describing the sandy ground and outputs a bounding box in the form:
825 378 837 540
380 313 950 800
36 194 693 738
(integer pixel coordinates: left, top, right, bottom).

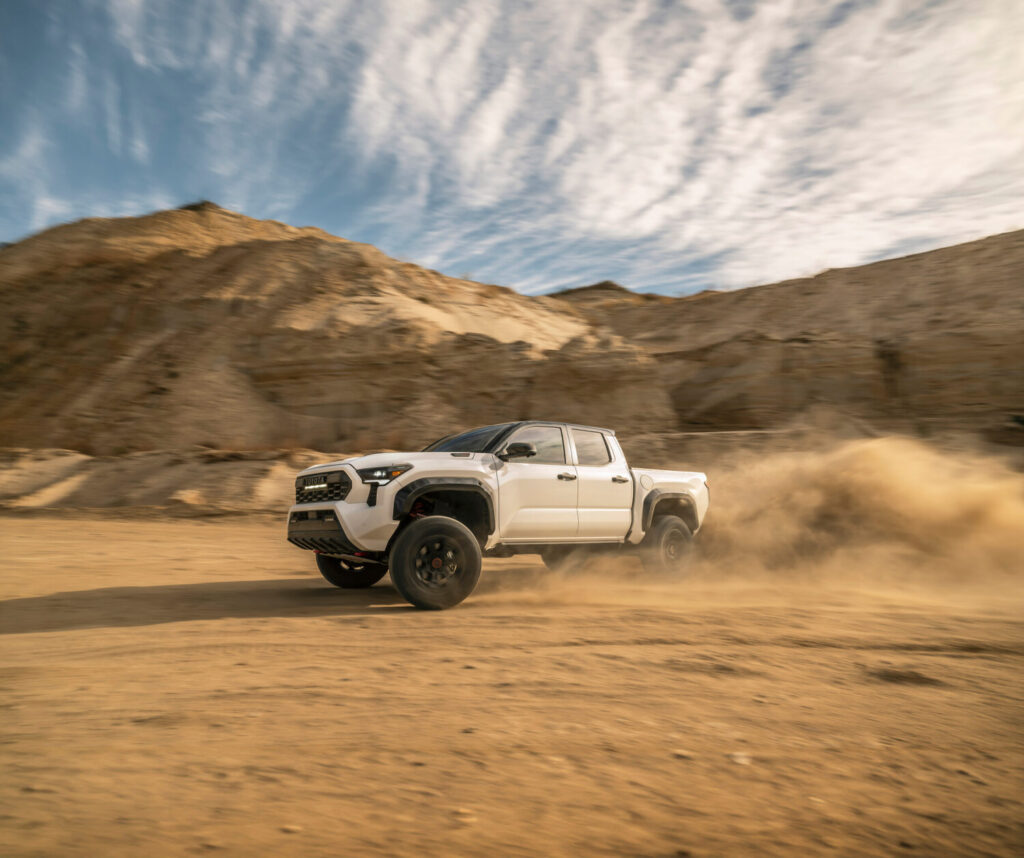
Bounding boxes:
1 516 1022 857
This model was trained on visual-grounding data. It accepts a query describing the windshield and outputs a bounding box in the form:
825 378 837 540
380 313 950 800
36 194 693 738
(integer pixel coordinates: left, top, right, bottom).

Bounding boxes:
422 423 516 453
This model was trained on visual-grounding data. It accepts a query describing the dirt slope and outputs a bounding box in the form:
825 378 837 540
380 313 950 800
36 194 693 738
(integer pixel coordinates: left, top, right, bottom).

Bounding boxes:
557 232 1024 433
0 203 670 453
1 204 1022 454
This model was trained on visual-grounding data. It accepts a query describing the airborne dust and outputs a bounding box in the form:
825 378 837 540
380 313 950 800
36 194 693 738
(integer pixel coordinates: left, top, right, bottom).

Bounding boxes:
478 435 1024 608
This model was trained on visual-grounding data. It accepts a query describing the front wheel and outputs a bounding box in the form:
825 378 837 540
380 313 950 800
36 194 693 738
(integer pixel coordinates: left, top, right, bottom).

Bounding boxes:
388 516 483 610
640 515 693 574
316 554 388 589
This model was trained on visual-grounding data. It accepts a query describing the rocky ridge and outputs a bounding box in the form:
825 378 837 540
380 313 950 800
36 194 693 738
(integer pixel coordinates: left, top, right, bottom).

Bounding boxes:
1 203 1021 459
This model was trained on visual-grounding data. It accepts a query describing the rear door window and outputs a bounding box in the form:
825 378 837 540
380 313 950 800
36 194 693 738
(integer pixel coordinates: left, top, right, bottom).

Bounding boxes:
572 429 611 466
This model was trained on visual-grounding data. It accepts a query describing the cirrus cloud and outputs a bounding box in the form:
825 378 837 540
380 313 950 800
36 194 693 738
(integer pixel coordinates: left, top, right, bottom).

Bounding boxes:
0 0 1021 293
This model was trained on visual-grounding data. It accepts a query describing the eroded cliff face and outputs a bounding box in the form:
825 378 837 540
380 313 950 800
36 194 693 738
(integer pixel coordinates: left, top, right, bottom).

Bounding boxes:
0 203 673 453
557 231 1024 436
1 202 1021 454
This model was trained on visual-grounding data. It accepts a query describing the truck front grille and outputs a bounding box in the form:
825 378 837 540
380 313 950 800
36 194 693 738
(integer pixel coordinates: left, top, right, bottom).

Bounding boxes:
295 470 352 504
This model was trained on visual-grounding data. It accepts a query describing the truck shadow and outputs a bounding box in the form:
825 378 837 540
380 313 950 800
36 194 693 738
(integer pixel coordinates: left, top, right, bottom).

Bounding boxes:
0 577 412 635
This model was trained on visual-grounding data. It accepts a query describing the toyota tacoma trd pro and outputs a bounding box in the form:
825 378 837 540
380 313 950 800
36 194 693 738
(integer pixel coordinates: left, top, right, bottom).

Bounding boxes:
286 421 710 609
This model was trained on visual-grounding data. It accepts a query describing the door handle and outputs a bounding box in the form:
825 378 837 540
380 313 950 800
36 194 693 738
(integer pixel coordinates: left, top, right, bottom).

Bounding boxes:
611 475 629 483
557 473 577 481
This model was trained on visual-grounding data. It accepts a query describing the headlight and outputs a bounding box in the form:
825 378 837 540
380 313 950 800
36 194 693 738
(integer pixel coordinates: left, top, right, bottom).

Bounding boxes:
356 463 413 485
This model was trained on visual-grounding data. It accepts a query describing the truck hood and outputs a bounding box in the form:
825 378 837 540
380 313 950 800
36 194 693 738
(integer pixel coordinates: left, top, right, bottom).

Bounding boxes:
299 451 490 476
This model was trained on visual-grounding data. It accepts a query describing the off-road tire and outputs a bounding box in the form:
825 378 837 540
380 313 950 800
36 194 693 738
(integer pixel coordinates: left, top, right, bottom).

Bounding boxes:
316 554 388 589
640 514 693 574
389 516 482 610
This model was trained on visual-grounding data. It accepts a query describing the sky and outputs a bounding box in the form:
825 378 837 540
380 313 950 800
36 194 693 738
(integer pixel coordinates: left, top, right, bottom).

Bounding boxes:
0 0 1021 295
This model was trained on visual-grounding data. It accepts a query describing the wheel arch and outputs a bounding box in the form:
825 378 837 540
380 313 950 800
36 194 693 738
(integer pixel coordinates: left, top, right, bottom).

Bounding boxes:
391 478 496 548
642 490 699 535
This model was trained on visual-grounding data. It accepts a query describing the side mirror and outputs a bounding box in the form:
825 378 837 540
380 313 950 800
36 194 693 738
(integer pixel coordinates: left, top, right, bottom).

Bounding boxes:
498 441 537 461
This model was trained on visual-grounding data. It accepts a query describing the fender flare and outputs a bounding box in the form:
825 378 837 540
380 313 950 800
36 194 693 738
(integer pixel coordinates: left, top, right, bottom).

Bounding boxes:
641 490 698 533
393 477 496 534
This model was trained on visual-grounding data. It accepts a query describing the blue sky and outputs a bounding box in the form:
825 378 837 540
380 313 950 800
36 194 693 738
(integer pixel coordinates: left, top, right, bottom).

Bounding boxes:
1 0 1021 295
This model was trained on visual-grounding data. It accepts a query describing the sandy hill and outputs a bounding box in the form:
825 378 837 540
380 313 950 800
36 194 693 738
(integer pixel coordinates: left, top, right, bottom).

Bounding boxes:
1 202 1022 456
555 231 1024 434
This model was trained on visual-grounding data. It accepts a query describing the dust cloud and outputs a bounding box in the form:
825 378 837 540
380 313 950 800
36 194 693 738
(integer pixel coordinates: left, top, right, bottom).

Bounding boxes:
478 436 1024 608
698 435 1024 582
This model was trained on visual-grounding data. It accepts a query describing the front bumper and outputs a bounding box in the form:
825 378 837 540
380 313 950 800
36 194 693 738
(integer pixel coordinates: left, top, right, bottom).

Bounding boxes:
286 463 414 553
287 509 359 554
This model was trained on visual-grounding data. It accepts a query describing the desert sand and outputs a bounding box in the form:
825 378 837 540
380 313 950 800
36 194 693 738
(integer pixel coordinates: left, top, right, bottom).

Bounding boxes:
2 438 1022 857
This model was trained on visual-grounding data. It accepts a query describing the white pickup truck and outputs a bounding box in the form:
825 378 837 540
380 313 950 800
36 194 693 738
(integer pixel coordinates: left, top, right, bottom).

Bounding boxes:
287 421 709 609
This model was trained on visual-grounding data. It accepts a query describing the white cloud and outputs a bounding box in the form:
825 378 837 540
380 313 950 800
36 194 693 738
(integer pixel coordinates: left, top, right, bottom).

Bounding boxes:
0 107 168 238
19 0 1024 292
33 195 75 228
66 41 88 114
105 0 149 67
130 116 150 164
345 0 1024 291
103 73 122 154
0 117 70 231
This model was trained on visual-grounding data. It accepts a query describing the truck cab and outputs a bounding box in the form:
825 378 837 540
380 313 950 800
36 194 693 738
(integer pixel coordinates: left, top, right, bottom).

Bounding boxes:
287 421 709 609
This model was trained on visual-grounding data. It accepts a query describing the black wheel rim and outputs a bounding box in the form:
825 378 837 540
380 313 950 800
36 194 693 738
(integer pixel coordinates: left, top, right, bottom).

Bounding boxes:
413 537 463 588
664 530 686 562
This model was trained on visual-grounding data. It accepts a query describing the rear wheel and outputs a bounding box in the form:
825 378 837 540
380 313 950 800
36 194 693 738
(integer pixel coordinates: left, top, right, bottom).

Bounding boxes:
389 516 482 610
316 554 388 589
640 515 693 574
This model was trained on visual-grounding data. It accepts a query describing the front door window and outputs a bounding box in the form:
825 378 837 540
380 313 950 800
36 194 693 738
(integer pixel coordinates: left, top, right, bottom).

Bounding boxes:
505 425 566 464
